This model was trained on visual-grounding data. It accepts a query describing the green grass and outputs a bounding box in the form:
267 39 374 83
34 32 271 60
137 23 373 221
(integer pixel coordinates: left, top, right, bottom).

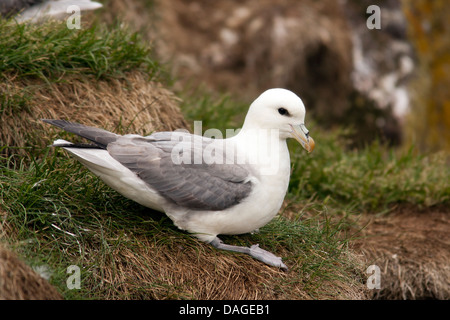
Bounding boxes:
0 85 33 115
0 18 163 82
288 128 450 212
0 16 167 122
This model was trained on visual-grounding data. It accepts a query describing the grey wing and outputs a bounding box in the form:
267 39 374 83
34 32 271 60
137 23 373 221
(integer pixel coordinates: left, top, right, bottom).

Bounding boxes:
107 132 253 211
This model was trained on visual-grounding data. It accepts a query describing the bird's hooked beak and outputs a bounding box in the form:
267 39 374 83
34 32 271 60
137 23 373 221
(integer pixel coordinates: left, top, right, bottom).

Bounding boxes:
290 124 315 153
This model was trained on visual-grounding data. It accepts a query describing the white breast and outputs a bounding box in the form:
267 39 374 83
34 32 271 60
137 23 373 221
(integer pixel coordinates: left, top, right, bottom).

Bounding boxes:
173 135 291 242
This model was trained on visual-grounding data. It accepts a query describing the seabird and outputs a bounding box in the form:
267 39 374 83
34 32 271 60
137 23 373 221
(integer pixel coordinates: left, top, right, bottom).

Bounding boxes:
0 0 102 23
43 88 315 270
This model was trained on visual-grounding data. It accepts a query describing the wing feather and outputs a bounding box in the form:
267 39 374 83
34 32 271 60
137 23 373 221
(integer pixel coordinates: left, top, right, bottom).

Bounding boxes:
108 132 253 211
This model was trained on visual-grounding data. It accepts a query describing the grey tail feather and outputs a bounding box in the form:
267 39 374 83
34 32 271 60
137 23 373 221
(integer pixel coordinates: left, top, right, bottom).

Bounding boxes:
42 119 119 149
51 143 104 149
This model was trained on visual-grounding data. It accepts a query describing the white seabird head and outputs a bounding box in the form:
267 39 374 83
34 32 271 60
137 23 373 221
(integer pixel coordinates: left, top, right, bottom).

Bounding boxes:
242 88 315 153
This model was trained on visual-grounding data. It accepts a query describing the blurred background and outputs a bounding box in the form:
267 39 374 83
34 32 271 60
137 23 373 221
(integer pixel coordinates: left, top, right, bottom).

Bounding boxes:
101 0 450 152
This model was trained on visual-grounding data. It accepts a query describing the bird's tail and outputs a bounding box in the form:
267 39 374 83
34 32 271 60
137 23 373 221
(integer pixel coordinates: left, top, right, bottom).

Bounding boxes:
42 119 119 149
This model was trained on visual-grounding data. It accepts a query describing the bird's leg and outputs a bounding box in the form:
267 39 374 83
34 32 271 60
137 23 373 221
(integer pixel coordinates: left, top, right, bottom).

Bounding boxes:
209 237 288 270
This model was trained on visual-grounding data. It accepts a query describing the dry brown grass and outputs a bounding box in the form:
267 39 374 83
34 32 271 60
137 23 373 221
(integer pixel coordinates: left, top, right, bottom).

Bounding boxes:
1 204 368 300
89 235 287 299
0 245 62 300
0 71 189 156
353 206 450 299
1 194 368 300
78 233 368 300
1 206 63 300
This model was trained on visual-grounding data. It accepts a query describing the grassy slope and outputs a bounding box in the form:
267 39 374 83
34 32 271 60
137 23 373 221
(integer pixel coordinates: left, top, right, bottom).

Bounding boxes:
1 17 449 300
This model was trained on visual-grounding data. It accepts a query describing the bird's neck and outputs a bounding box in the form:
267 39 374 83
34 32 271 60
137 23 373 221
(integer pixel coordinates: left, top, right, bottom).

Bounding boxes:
231 127 290 177
236 125 288 145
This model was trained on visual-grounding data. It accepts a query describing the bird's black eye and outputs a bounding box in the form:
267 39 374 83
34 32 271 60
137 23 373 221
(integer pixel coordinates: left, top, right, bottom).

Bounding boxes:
278 108 289 116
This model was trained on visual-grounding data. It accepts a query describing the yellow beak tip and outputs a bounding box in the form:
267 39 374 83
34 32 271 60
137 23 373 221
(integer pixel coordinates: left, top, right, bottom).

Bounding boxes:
307 136 315 153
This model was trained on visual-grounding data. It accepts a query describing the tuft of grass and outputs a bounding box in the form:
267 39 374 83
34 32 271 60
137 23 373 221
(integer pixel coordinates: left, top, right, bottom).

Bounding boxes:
0 85 33 116
0 17 163 82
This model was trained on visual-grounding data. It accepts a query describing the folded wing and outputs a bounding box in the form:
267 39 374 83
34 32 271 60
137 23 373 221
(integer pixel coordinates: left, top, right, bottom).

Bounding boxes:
108 132 253 211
